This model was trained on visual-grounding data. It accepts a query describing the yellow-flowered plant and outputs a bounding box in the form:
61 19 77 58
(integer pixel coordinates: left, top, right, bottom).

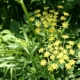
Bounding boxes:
29 5 80 77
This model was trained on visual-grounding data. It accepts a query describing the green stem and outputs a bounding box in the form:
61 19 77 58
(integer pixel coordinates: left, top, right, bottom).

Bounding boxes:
20 1 33 29
10 68 13 80
22 25 29 45
20 2 29 20
49 72 55 80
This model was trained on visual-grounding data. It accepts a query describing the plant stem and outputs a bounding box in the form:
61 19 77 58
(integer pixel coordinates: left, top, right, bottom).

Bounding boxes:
10 68 13 80
20 2 29 20
49 72 55 80
20 1 33 29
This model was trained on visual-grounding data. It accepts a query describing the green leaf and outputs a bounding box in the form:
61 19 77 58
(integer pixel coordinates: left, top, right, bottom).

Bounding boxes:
72 0 80 5
30 0 39 5
0 24 3 29
56 78 61 80
76 60 80 64
65 77 69 80
58 63 64 70
0 57 14 60
2 34 16 42
7 43 20 48
10 21 20 34
1 29 11 34
74 70 80 77
48 74 55 80
32 45 39 53
18 76 24 80
30 67 36 73
77 50 80 56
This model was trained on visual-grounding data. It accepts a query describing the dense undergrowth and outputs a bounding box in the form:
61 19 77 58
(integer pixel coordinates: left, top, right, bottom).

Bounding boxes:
0 0 80 80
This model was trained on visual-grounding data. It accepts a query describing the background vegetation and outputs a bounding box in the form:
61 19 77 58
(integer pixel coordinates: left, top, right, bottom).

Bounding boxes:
0 0 80 80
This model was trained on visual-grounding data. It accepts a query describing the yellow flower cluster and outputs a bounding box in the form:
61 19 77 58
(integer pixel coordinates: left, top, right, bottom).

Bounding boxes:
29 5 70 34
39 38 76 71
57 5 63 9
29 5 78 72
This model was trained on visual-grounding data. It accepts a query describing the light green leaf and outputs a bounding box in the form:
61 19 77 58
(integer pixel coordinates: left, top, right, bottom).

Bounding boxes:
2 34 17 42
56 78 61 80
76 60 80 64
7 43 20 48
1 29 11 34
0 57 14 60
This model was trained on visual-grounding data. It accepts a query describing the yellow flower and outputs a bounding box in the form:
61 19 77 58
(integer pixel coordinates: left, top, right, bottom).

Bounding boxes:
35 21 41 27
49 10 54 13
39 48 44 53
62 35 69 39
66 45 71 49
65 63 71 69
40 59 47 66
63 55 69 60
44 6 49 10
50 55 55 60
68 41 74 45
43 23 48 28
43 11 48 15
40 17 45 21
43 20 47 24
51 63 58 70
77 43 80 49
48 63 58 71
62 22 69 28
54 46 59 50
69 49 75 55
44 51 50 57
59 46 64 50
54 11 59 15
60 16 66 20
48 44 52 48
57 53 63 58
49 28 55 33
57 5 63 9
48 36 55 41
53 40 61 46
53 50 58 54
63 49 67 54
34 9 40 13
69 59 75 65
51 22 57 27
63 12 69 16
48 65 53 71
35 28 40 34
29 17 35 21
59 58 65 64
53 15 58 19
47 18 52 23
35 14 41 17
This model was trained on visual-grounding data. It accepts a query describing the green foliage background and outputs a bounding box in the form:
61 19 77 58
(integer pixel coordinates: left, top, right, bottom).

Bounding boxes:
0 0 80 80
